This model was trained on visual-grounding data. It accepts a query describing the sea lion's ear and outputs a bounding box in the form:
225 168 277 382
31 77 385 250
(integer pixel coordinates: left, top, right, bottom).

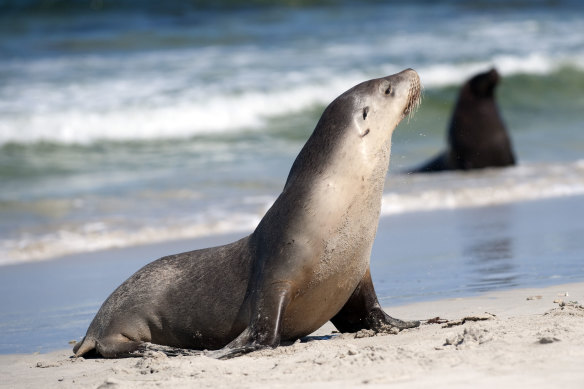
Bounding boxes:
379 80 392 96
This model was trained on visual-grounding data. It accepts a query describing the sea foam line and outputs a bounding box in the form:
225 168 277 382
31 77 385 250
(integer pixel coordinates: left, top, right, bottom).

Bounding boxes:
382 161 584 215
0 213 262 267
1 53 583 145
1 161 583 266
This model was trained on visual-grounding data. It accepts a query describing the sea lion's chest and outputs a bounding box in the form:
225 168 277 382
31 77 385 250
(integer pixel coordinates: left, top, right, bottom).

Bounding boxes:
279 194 380 338
276 148 387 336
312 205 376 286
301 170 383 285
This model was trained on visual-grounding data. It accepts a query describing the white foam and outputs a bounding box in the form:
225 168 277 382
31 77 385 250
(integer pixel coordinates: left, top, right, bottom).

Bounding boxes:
0 58 364 145
1 161 583 266
416 53 584 89
2 39 584 146
381 161 584 215
0 212 262 267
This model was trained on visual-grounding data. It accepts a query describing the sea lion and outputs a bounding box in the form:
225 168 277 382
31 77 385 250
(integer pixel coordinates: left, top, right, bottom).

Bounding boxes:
73 69 422 359
410 68 515 173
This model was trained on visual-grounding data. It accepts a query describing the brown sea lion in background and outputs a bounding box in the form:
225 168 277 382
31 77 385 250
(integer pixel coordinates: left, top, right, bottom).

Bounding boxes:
411 68 516 173
73 69 422 360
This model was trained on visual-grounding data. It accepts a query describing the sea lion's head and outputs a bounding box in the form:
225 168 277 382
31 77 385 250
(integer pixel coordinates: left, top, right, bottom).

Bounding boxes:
331 68 422 143
285 69 421 189
310 69 421 153
467 68 500 99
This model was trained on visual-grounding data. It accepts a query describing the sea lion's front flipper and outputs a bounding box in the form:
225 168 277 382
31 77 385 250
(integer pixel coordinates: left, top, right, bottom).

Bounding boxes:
331 268 420 333
207 281 293 360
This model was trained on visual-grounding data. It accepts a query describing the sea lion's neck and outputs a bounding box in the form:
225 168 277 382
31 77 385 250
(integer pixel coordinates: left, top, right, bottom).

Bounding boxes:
285 135 392 239
254 121 394 250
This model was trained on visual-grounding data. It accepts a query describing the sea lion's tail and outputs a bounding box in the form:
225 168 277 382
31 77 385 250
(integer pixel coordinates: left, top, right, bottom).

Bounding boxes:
72 336 96 357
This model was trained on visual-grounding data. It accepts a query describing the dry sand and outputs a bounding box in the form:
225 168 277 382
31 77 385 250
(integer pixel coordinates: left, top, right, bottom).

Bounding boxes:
2 282 583 389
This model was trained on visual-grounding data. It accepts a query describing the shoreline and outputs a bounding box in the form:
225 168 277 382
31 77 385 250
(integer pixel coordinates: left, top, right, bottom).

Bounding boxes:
2 184 583 269
1 194 582 355
1 281 583 388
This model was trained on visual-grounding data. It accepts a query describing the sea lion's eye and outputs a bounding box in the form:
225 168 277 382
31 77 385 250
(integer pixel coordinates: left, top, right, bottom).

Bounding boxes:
385 85 392 95
362 107 369 120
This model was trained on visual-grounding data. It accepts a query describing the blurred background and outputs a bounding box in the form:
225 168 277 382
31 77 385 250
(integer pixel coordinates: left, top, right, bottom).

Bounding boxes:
0 0 583 353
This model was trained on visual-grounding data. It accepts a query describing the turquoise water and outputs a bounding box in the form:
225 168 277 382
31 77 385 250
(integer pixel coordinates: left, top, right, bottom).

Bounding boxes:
0 0 583 354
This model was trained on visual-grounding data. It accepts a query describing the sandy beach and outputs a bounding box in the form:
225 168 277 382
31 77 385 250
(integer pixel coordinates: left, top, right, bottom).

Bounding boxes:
2 281 583 388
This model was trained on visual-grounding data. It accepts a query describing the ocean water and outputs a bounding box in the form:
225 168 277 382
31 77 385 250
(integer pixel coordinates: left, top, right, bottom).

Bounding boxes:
1 0 583 265
0 0 584 353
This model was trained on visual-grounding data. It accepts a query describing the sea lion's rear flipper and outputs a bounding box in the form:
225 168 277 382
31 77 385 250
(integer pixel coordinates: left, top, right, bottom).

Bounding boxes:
72 335 139 358
72 336 96 357
331 268 420 333
73 334 155 358
207 281 293 359
80 335 143 358
74 330 203 358
98 336 202 358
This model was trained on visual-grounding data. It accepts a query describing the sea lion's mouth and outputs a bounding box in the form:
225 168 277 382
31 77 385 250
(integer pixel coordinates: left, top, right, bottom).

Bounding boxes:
403 75 422 118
